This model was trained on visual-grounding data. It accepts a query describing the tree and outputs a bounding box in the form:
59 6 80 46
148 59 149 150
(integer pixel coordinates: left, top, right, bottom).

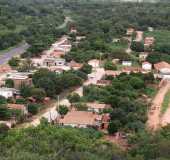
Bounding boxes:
20 85 32 98
80 63 92 74
0 105 11 120
129 77 145 89
0 123 9 135
108 120 121 134
0 96 7 104
58 105 68 116
27 103 40 115
8 57 20 67
104 60 117 70
67 93 81 104
5 79 14 88
31 88 46 102
130 41 144 52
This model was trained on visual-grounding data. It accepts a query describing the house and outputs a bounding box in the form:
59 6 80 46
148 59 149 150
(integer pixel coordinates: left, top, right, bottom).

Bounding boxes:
142 61 152 71
148 27 154 32
59 111 102 128
112 59 120 64
86 102 111 113
144 37 155 47
7 104 28 115
69 60 83 70
0 64 12 74
139 52 149 61
50 50 65 58
70 26 77 34
0 88 19 98
122 67 144 74
3 72 32 89
126 28 135 36
96 80 111 86
122 61 132 66
88 59 100 68
43 58 65 67
105 70 121 77
31 58 44 67
154 61 170 79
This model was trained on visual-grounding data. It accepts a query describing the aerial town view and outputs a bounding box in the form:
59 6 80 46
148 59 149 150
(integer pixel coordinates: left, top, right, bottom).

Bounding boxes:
0 0 170 159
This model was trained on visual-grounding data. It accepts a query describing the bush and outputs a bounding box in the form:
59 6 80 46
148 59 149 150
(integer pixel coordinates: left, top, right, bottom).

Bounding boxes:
58 105 69 116
67 93 81 104
28 103 40 115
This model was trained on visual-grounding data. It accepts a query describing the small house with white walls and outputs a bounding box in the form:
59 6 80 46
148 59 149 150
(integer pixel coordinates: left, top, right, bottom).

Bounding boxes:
142 61 152 71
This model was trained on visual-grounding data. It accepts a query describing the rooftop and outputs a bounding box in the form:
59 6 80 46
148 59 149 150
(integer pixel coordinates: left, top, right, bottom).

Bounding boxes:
7 104 26 110
59 111 102 125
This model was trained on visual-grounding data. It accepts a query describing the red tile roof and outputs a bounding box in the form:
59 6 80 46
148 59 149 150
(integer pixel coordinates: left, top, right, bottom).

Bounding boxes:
7 104 26 110
154 61 170 71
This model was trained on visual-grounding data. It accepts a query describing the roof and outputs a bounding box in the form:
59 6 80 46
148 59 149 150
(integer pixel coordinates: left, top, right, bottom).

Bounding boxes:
86 102 109 109
105 70 121 77
69 61 83 68
7 104 26 110
154 61 170 71
0 87 18 92
0 65 12 74
122 67 143 73
59 111 102 125
142 61 151 65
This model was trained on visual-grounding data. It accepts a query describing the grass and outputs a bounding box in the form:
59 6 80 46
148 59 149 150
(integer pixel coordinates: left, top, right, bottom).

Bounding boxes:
161 90 170 114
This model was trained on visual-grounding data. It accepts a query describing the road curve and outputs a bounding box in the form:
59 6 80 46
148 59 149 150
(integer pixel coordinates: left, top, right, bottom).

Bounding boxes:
0 43 29 65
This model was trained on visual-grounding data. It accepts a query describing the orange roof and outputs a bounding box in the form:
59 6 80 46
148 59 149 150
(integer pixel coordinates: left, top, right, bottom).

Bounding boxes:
59 111 102 125
86 102 110 109
96 80 111 86
105 70 121 77
154 61 170 71
0 64 12 74
7 104 26 110
122 67 143 73
69 61 83 68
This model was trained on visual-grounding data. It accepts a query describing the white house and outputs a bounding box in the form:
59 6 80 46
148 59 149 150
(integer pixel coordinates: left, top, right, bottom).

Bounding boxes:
122 61 132 66
142 62 152 71
0 88 19 99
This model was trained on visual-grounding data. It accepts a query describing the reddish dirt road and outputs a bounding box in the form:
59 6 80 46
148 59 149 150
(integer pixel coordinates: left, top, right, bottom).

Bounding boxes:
147 81 170 131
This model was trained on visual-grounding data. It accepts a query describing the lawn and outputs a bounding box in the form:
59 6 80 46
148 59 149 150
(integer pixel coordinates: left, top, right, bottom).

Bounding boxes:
161 90 170 114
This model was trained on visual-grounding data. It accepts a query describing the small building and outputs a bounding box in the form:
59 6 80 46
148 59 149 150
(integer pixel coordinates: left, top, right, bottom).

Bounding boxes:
0 88 19 98
112 59 120 64
126 28 135 36
135 31 143 42
69 60 83 70
88 59 100 68
96 80 111 86
154 61 170 79
43 58 65 67
70 26 77 34
59 111 102 128
4 72 32 89
142 61 152 71
105 70 121 77
86 102 111 113
139 52 149 61
122 67 144 74
0 64 12 74
7 104 28 115
148 27 154 32
122 61 132 66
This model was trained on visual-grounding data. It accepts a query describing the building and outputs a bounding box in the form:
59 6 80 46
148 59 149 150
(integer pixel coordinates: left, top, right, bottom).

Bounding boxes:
69 60 83 70
7 104 28 115
122 61 132 66
59 111 102 128
135 31 143 42
88 59 100 68
86 102 111 113
122 67 144 74
0 88 19 98
105 70 121 77
154 61 170 79
126 28 135 36
139 52 149 61
50 50 65 58
96 80 111 86
43 58 65 67
144 37 155 47
0 64 12 74
142 61 152 71
3 72 32 89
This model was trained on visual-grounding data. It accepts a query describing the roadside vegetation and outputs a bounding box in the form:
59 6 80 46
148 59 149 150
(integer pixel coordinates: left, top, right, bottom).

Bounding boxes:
161 90 170 114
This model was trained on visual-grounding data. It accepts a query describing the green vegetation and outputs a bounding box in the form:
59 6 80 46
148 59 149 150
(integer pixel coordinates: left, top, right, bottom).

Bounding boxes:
145 30 170 54
161 90 170 114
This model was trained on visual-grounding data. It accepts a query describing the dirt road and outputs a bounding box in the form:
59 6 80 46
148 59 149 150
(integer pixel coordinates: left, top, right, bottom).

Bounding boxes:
147 81 170 131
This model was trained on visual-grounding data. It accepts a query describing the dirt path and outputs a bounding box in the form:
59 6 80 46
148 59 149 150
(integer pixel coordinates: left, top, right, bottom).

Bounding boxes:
147 81 170 131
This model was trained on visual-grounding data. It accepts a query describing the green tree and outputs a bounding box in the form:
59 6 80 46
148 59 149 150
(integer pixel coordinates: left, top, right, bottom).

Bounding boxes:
31 88 46 102
67 93 81 104
58 105 69 116
80 63 92 74
130 41 144 52
5 79 14 88
27 103 40 115
8 57 20 67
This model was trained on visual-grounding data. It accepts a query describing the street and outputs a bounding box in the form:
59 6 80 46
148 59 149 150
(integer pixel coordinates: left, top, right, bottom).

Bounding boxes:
0 43 29 65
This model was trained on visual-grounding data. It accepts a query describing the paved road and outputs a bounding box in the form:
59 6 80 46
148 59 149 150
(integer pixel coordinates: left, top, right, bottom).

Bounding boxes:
0 43 29 65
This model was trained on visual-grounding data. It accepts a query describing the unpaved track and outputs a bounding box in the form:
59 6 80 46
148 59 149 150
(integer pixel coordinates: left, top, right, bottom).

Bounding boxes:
147 81 170 131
